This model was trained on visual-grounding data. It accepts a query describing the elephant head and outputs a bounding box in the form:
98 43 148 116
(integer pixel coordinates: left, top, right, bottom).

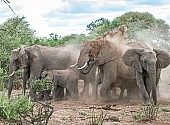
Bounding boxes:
41 70 53 81
123 48 170 105
78 40 117 74
78 25 127 74
8 45 29 98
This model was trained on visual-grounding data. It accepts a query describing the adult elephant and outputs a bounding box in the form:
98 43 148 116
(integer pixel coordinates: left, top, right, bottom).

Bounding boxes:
78 25 170 105
8 45 96 100
122 45 170 105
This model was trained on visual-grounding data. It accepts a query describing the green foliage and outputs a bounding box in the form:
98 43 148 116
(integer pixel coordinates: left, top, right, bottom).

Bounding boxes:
31 78 52 94
86 107 107 125
0 95 54 124
0 16 35 74
61 34 87 48
87 18 110 31
87 11 170 52
79 111 88 116
132 112 145 121
141 102 159 121
132 102 159 122
0 95 32 122
0 68 9 91
161 107 170 112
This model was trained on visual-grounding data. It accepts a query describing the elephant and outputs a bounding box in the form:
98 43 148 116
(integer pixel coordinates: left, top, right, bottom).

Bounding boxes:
8 45 96 100
122 46 170 105
41 69 79 100
77 25 170 105
96 67 139 100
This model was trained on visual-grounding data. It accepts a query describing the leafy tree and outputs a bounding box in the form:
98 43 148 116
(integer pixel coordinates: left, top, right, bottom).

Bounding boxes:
60 34 87 48
0 16 35 71
87 11 170 51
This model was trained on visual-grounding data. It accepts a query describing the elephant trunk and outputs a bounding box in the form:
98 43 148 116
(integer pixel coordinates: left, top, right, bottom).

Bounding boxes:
23 67 29 95
8 61 19 98
149 67 157 105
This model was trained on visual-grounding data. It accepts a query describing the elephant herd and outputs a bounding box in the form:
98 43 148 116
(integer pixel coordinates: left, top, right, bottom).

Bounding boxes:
8 25 170 105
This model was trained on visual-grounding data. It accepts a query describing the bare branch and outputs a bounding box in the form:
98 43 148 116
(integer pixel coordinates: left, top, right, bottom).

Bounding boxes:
1 0 16 15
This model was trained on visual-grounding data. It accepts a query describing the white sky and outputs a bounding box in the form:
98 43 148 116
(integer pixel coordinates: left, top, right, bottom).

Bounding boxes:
0 0 170 38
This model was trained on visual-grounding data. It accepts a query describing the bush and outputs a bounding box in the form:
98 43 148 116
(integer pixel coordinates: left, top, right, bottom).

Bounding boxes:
0 68 9 91
0 95 32 122
31 78 52 93
0 94 54 124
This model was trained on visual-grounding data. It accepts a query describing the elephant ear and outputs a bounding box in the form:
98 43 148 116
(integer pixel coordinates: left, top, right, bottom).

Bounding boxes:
95 43 118 65
25 46 37 59
154 49 170 68
123 49 143 73
12 46 26 61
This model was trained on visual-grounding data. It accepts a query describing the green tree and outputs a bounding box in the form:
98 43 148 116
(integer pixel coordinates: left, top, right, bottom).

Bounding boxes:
88 11 170 51
0 16 35 71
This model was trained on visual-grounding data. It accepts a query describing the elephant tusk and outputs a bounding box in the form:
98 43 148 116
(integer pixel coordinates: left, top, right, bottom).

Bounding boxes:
9 71 15 77
70 63 78 67
78 62 88 70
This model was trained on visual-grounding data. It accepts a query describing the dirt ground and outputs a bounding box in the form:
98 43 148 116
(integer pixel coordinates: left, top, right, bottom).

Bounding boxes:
46 80 170 125
3 66 170 125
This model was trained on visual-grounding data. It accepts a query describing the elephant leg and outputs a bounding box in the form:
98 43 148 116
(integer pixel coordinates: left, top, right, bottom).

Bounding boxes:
91 81 98 100
68 88 78 101
106 87 112 98
136 72 149 105
53 85 64 101
100 79 114 101
100 63 117 101
80 78 89 97
29 85 37 101
100 62 117 101
118 87 125 100
63 90 68 100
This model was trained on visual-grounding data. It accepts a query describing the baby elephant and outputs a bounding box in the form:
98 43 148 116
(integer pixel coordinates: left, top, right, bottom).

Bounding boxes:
41 69 79 101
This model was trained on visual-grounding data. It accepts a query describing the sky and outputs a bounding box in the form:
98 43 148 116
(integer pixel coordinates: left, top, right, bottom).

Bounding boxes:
0 0 170 38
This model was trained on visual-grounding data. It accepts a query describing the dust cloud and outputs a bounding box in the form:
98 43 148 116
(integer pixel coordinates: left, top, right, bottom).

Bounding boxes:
159 65 170 99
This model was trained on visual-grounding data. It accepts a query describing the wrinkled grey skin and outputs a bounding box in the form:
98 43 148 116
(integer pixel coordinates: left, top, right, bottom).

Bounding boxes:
41 69 79 100
96 67 139 99
8 45 76 99
8 45 96 100
123 43 170 105
78 40 170 105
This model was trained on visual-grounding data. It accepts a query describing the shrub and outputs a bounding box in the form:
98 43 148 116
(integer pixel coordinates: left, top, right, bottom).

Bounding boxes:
31 78 52 93
0 94 54 124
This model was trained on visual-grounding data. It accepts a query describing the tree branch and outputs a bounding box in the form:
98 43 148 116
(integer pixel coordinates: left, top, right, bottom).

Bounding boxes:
2 0 16 15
